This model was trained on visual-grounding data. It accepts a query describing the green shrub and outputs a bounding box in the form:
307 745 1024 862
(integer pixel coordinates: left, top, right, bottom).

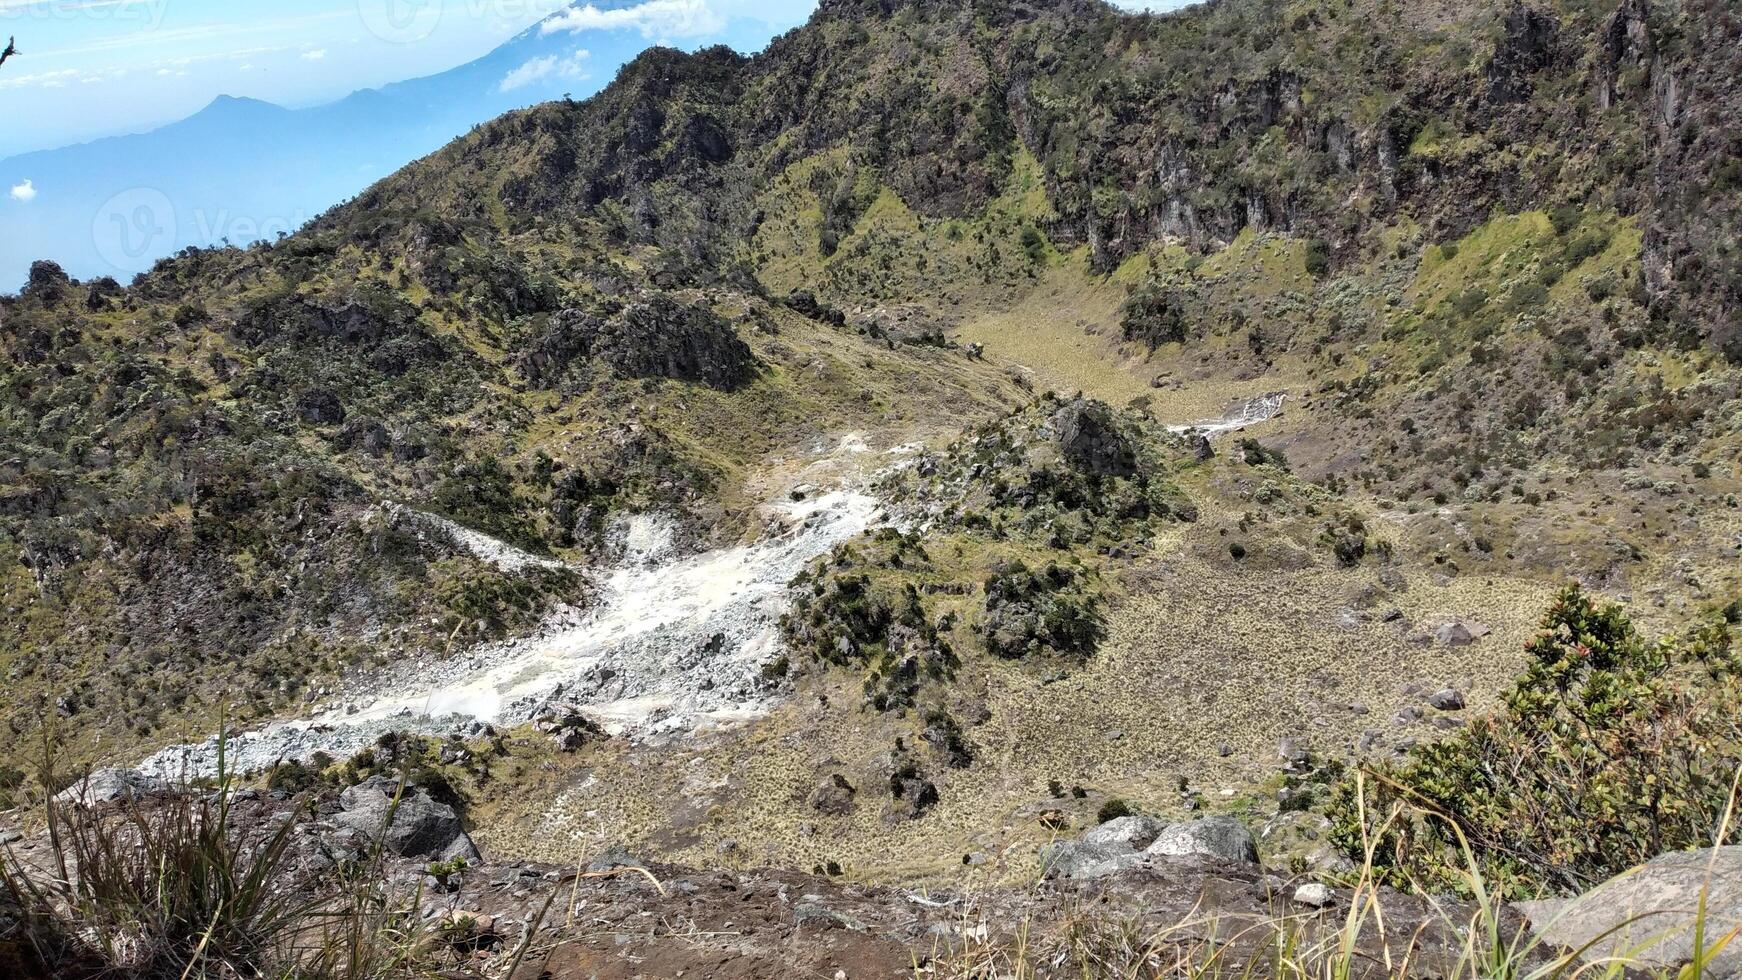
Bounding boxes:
782 538 957 711
1096 798 1134 824
1238 438 1289 470
1332 585 1742 896
980 560 1103 660
1120 283 1189 350
1020 225 1047 263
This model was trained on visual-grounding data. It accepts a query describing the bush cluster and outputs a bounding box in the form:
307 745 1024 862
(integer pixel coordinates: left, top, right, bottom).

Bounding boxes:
979 560 1103 661
1332 585 1742 896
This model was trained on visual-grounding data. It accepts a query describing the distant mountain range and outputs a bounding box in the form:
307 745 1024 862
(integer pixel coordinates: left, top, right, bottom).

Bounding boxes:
0 2 794 290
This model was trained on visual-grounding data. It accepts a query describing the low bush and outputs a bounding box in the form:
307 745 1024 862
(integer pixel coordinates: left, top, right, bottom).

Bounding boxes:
783 536 958 710
1120 283 1189 350
979 560 1102 660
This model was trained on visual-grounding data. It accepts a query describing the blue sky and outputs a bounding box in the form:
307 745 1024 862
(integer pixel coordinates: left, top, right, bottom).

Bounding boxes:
0 0 1191 158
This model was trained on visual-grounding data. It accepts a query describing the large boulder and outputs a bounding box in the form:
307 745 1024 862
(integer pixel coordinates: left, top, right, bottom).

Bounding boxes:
1040 841 1142 880
1083 815 1168 850
810 774 857 816
1145 817 1260 864
54 769 166 808
1052 398 1137 478
1045 814 1259 880
333 777 480 863
1517 847 1742 976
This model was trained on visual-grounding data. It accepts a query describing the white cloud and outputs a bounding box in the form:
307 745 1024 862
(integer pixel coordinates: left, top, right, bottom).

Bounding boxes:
0 67 79 91
300 48 327 61
499 48 591 93
541 0 724 40
10 180 36 203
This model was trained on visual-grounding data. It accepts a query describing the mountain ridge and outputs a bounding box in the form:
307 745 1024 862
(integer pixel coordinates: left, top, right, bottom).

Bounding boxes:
0 1 805 289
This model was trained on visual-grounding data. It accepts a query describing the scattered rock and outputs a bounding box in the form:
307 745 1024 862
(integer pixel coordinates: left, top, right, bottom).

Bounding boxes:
794 901 868 932
811 774 857 816
1434 620 1490 646
1425 688 1467 711
531 702 607 752
1259 811 1355 876
1294 883 1335 908
885 769 939 824
586 847 646 874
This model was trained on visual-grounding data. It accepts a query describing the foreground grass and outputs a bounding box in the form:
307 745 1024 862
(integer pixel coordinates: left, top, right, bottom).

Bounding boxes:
0 740 524 980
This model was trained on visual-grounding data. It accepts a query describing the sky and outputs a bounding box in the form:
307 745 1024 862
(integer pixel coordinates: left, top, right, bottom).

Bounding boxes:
0 0 1192 159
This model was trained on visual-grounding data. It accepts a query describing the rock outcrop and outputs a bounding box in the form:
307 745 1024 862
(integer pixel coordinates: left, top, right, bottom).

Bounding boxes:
518 296 757 390
332 777 480 863
53 768 166 808
1053 399 1138 478
1043 813 1260 880
1517 846 1742 976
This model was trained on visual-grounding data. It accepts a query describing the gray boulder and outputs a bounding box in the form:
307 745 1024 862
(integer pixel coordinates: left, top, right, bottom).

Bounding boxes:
1040 841 1142 880
1517 846 1742 977
1294 883 1335 908
1083 814 1168 850
54 768 166 808
1426 688 1466 711
1434 620 1490 647
1045 814 1262 879
333 777 479 863
1052 398 1137 478
1145 816 1260 864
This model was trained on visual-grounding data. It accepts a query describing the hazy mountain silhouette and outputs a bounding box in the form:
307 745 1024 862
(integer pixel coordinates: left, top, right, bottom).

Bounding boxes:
0 3 788 289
